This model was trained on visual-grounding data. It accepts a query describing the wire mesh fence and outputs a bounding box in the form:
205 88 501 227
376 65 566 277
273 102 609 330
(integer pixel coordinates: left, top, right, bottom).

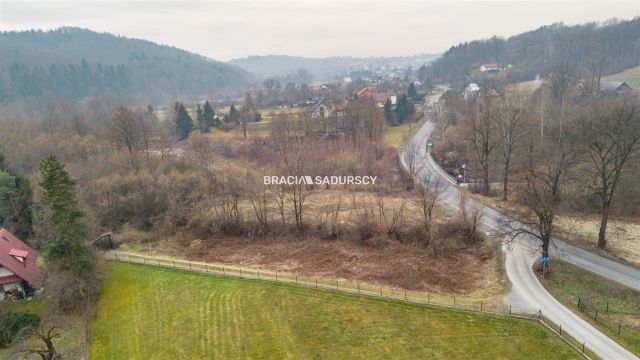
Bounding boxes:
105 251 592 359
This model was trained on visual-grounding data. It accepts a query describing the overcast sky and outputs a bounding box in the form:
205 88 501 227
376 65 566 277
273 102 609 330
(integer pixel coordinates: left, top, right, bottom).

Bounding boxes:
0 1 638 61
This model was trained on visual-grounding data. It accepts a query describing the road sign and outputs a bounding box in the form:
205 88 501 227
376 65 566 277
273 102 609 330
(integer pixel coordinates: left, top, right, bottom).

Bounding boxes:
423 176 431 185
540 256 550 265
427 140 433 147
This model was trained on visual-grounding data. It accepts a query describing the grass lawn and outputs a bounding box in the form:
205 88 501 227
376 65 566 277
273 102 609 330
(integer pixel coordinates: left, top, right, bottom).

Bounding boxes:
603 65 640 89
539 259 640 356
90 262 580 360
385 123 416 148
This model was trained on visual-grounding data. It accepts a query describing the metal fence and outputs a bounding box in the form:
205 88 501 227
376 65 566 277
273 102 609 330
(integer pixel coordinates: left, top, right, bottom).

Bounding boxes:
105 251 591 359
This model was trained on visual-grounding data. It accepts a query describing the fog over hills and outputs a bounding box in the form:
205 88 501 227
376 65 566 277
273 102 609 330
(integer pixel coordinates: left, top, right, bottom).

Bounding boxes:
228 54 439 81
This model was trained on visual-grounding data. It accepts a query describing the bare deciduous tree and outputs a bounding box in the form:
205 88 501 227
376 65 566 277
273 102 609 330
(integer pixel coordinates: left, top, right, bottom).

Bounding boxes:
402 141 422 190
457 192 483 245
414 179 446 244
505 122 577 272
469 94 499 195
577 96 640 249
495 100 525 200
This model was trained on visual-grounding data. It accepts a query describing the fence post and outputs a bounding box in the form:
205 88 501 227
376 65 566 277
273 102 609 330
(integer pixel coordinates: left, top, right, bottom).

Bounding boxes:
582 342 585 353
240 268 242 278
559 325 562 335
509 305 512 315
129 254 132 263
223 266 225 275
173 260 175 269
577 297 581 308
595 309 598 321
296 275 298 284
115 253 119 261
480 301 483 311
189 262 192 271
618 322 621 334
336 282 339 290
404 291 407 301
205 264 208 273
380 287 382 297
357 283 359 293
453 297 456 308
316 279 318 288
275 271 278 281
606 301 609 312
427 293 430 304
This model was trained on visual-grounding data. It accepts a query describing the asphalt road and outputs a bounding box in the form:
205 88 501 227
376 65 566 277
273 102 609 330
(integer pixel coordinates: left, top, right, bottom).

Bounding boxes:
400 89 640 360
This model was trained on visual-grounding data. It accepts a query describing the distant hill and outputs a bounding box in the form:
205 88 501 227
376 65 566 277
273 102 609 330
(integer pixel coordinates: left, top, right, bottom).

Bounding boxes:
228 54 438 81
0 27 252 103
426 18 640 86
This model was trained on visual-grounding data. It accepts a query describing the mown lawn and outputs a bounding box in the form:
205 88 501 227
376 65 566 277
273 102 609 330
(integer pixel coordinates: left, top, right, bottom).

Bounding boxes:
384 123 415 148
90 262 579 360
540 259 640 356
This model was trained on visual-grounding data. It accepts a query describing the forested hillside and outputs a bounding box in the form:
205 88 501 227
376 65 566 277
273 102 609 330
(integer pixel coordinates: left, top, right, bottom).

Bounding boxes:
427 18 640 85
0 27 252 103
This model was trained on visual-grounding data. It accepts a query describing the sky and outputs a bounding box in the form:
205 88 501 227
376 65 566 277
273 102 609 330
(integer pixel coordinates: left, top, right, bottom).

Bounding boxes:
0 0 638 61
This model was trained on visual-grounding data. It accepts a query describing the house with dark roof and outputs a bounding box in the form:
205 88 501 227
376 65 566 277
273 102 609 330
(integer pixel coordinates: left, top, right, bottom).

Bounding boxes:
600 81 632 94
0 228 43 301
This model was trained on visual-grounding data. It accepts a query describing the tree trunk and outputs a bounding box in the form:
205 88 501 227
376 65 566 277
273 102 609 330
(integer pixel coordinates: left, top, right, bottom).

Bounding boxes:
502 159 510 201
598 200 610 249
483 162 490 195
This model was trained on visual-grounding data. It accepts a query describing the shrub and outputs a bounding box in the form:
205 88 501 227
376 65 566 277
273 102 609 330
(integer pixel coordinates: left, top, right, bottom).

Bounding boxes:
0 311 41 348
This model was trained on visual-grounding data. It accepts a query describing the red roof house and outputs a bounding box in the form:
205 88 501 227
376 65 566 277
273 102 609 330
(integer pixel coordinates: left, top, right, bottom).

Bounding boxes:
0 228 43 300
356 87 374 98
479 63 499 72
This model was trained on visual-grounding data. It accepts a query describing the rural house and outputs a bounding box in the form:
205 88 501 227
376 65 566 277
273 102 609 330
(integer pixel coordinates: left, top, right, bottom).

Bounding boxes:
0 228 43 301
356 87 374 98
600 81 633 94
479 63 499 72
309 99 337 118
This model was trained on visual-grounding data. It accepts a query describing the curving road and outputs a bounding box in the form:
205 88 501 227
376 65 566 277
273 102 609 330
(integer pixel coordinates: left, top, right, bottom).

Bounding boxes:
401 89 640 360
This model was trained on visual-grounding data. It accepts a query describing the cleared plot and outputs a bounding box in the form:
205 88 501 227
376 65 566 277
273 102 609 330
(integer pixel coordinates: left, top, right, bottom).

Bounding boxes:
90 262 579 360
384 123 416 148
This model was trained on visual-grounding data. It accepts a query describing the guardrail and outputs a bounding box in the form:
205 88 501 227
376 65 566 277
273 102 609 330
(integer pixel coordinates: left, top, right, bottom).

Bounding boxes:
425 149 461 186
106 251 591 359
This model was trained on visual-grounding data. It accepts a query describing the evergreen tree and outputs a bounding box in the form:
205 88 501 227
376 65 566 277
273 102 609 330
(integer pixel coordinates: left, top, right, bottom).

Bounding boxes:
39 156 94 278
408 82 419 101
383 99 395 125
0 153 33 240
227 104 240 123
202 100 219 129
395 94 414 124
174 102 193 139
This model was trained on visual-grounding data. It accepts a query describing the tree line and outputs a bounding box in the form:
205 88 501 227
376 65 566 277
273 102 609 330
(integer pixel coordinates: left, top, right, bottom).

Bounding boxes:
426 18 640 86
